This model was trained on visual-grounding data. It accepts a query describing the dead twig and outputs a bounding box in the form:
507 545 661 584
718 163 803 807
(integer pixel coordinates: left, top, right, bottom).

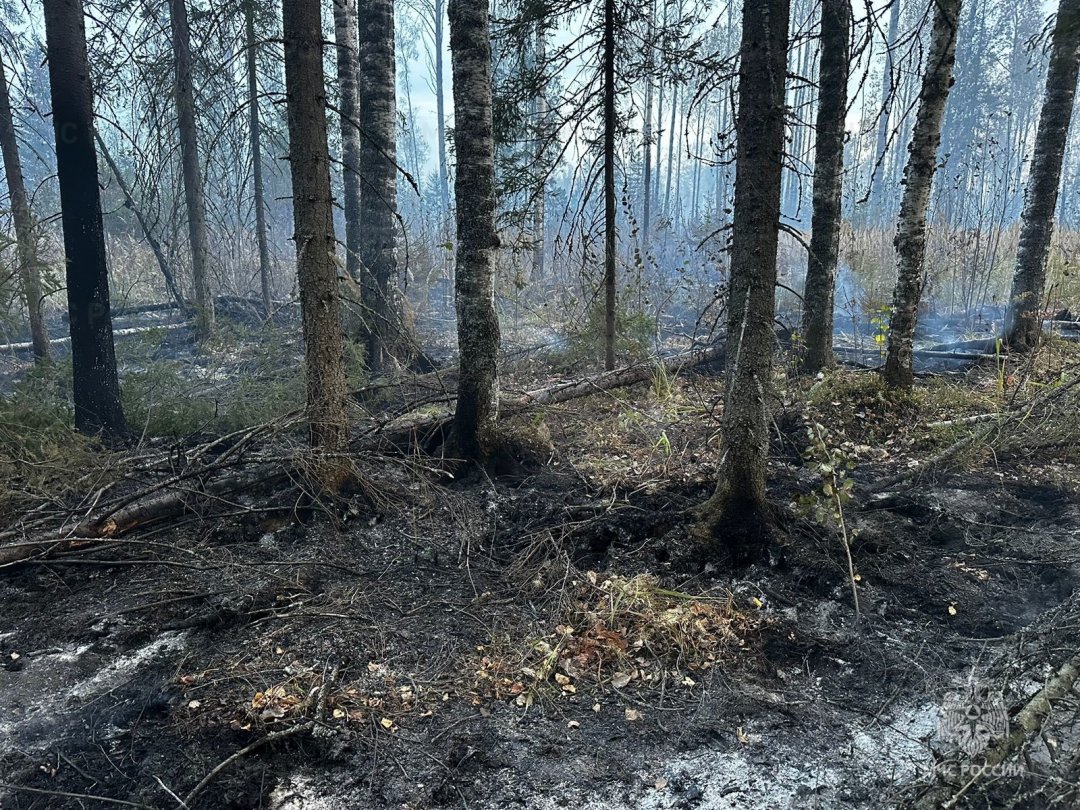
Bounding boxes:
0 783 154 808
180 721 313 807
180 665 339 807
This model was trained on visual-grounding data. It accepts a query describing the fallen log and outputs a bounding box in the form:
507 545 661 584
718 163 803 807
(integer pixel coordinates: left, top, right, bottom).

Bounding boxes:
0 464 290 568
511 344 725 408
362 344 728 448
833 346 999 363
0 321 190 355
925 337 1001 354
912 651 1080 810
1 347 726 567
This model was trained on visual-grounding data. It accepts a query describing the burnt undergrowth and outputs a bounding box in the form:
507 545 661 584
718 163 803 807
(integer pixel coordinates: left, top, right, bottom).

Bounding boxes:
2 347 1080 809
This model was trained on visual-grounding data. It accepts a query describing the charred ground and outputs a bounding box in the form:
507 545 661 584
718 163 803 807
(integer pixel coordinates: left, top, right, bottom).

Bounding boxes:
1 331 1079 809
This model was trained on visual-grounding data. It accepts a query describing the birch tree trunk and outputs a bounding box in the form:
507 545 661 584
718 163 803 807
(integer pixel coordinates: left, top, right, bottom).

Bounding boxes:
1004 0 1080 350
169 0 214 337
358 0 401 372
43 0 127 439
282 0 349 452
333 0 364 289
245 0 273 315
448 0 501 460
800 0 850 374
697 0 789 560
602 0 617 371
0 53 49 362
883 0 962 390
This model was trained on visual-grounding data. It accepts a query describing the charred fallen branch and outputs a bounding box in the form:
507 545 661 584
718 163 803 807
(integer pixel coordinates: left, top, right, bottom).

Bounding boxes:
0 463 291 567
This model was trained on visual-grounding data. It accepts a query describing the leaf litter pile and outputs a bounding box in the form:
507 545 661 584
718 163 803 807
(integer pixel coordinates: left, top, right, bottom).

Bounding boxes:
3 354 1080 808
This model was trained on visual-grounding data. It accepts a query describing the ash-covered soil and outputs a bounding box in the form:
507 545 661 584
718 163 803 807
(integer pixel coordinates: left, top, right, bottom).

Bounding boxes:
3 331 1080 809
2 445 1079 809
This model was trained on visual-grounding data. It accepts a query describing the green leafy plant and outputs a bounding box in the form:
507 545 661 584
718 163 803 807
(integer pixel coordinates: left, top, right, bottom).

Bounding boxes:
797 421 860 618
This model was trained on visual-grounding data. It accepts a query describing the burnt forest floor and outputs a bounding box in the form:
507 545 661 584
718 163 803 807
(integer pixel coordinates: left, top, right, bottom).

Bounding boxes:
2 331 1080 809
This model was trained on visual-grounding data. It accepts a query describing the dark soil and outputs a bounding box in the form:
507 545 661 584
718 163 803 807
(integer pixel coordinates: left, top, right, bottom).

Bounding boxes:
2 347 1080 809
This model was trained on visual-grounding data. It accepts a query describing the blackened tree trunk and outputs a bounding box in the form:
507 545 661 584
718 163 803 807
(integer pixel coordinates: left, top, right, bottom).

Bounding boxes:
282 0 349 451
883 0 962 389
800 0 851 374
332 0 363 289
245 0 274 316
43 0 127 438
0 53 49 362
1004 0 1080 350
96 134 185 310
169 0 214 336
358 0 401 372
602 0 617 371
448 0 500 460
696 0 789 559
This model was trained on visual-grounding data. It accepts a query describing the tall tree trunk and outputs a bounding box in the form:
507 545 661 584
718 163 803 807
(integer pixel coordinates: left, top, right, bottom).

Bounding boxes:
43 0 127 438
0 53 49 362
358 0 401 372
664 83 679 220
714 90 729 216
602 0 617 370
642 0 655 240
245 0 273 316
869 0 902 225
96 134 186 310
448 0 500 460
1005 0 1080 350
169 0 214 336
282 0 349 452
697 0 789 560
434 0 451 222
333 0 363 289
691 107 705 225
654 73 665 205
532 22 547 283
800 0 851 374
883 0 962 390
